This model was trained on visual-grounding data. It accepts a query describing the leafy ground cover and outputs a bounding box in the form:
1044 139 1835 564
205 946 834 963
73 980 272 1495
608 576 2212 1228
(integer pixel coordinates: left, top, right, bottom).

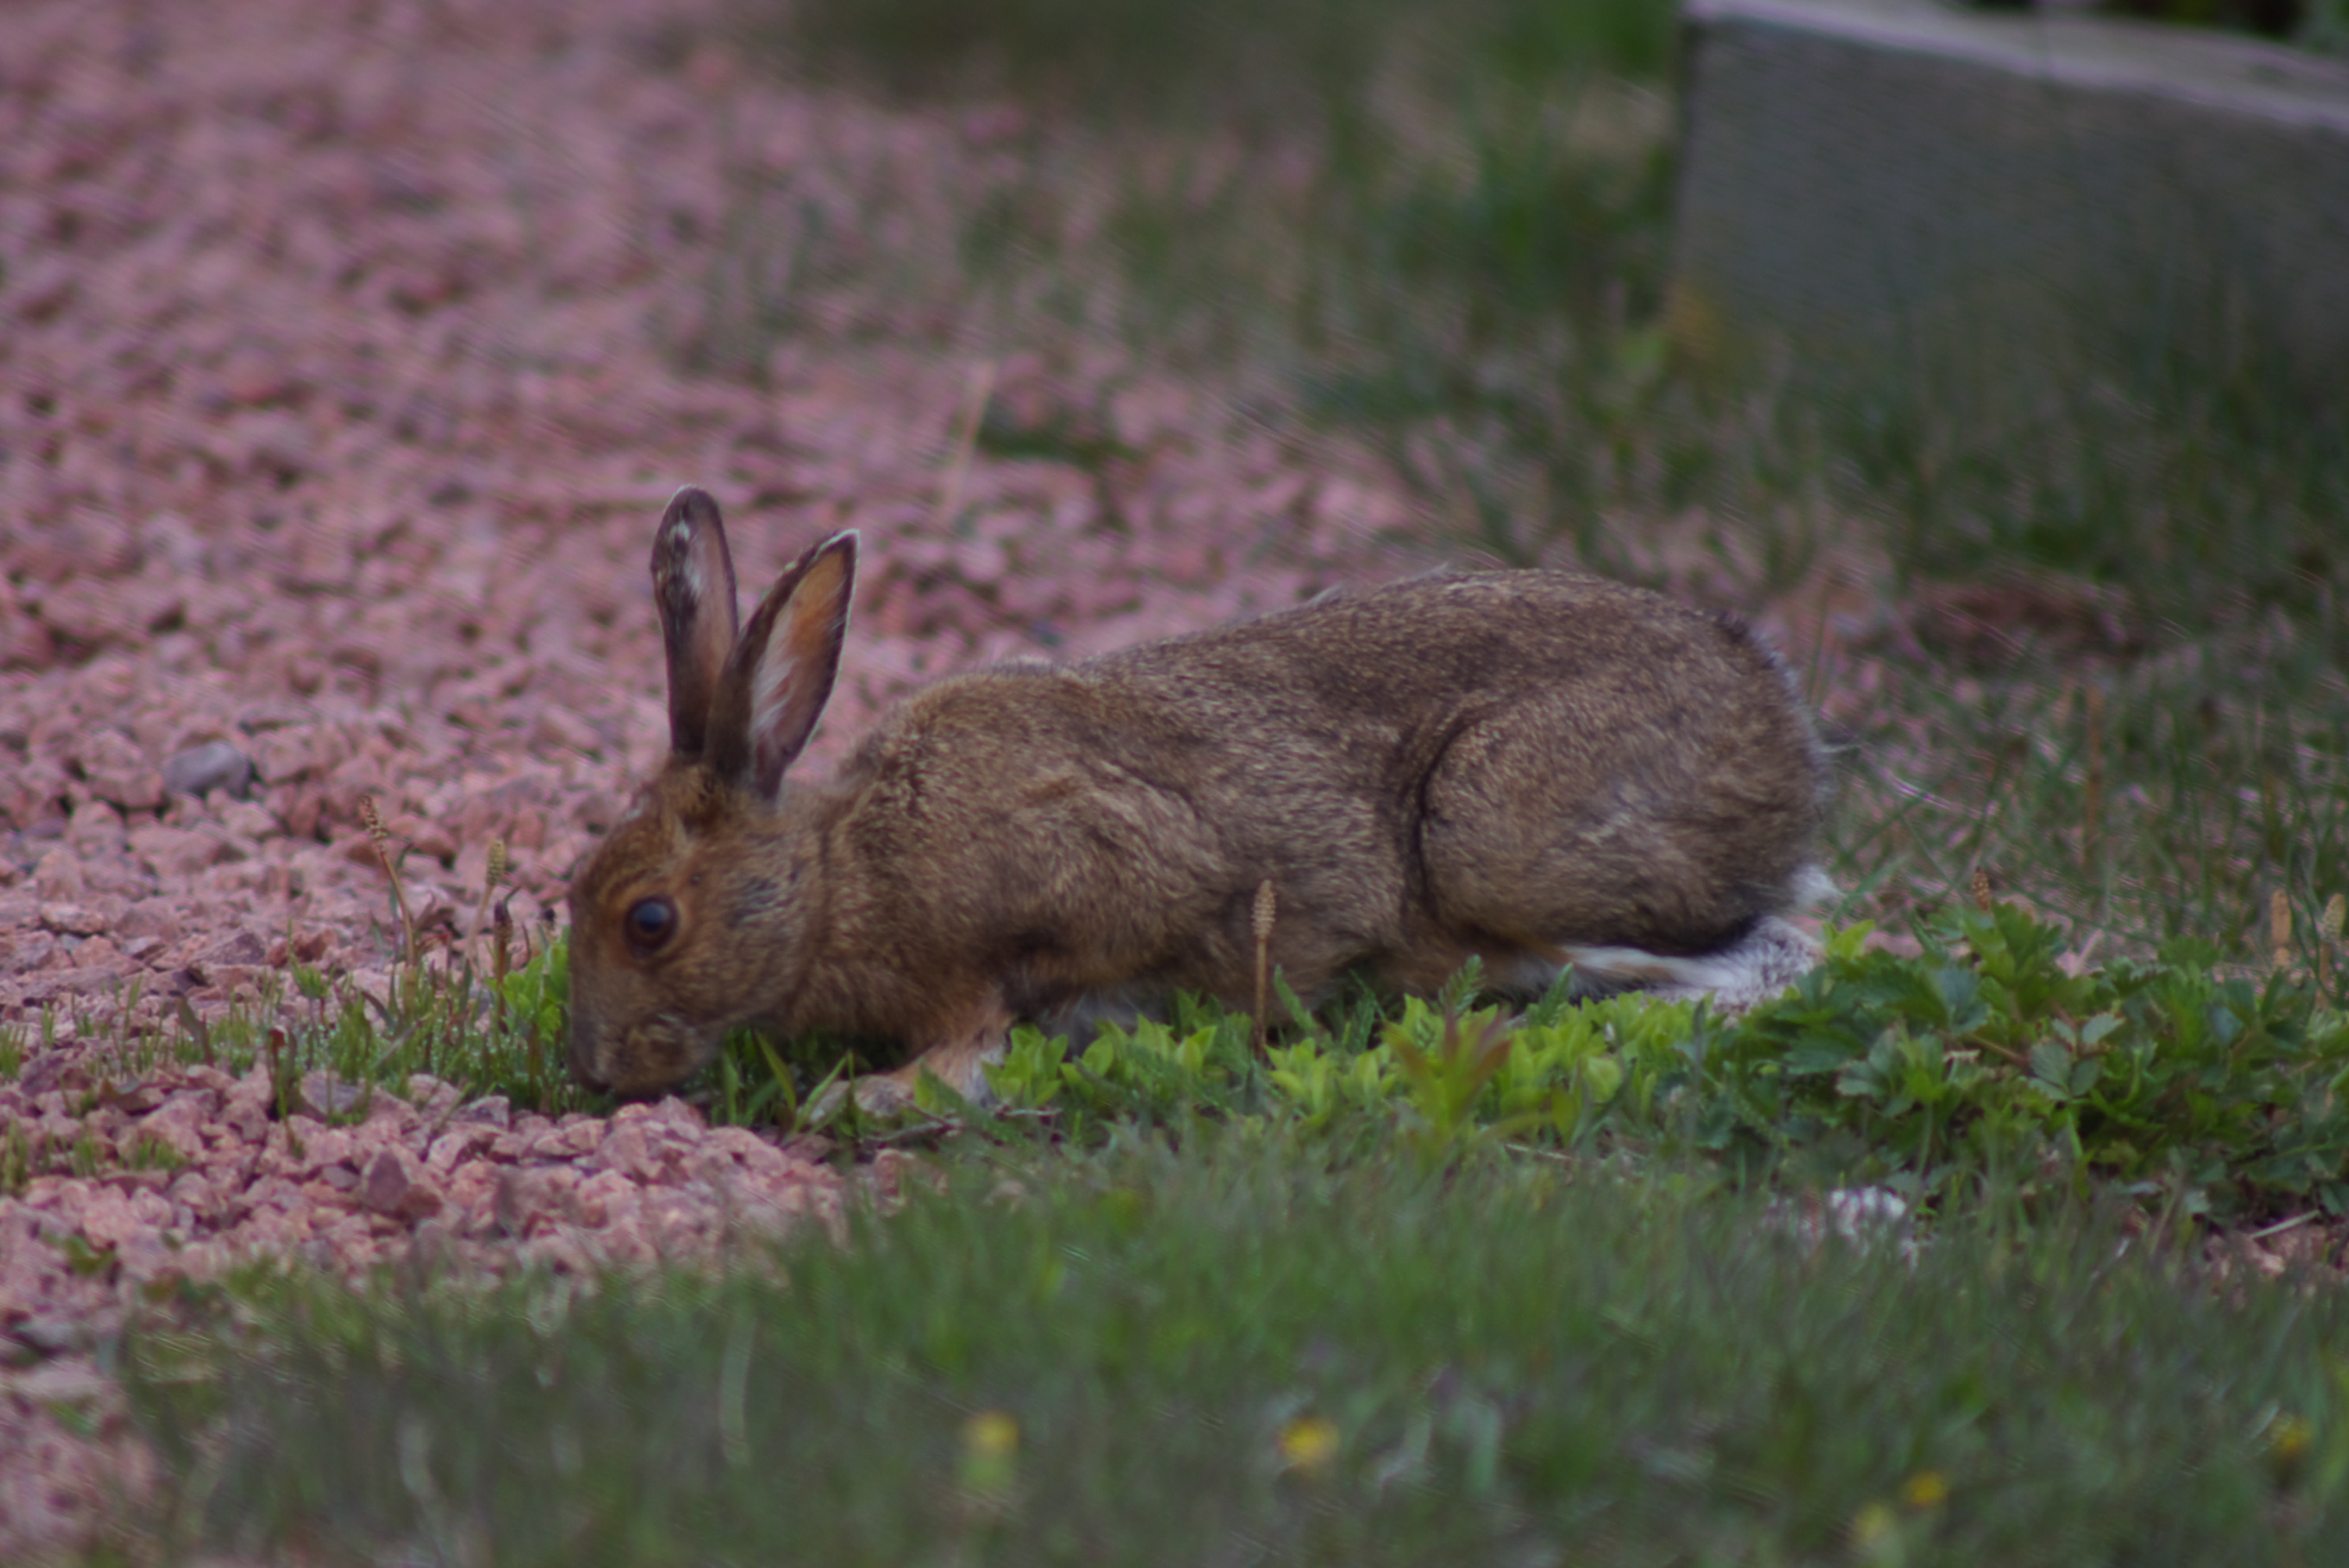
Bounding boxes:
971 903 2349 1223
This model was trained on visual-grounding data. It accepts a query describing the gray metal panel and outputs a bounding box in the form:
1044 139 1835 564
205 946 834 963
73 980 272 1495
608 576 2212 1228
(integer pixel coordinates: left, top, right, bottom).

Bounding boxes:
1672 0 2349 401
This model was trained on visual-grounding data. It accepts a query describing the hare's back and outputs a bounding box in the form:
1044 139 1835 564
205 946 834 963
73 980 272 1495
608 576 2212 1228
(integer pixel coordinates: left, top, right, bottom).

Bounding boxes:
1092 571 1827 943
1087 571 1795 729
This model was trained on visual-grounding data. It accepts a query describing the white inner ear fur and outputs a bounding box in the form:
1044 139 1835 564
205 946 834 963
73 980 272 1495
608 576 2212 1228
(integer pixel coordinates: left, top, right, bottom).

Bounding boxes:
749 640 800 756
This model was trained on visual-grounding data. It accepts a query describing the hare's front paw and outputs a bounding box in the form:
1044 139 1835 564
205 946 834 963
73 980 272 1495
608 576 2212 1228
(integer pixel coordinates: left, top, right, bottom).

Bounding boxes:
804 1033 1008 1128
851 1073 921 1118
803 1071 922 1128
872 1035 1007 1115
895 1032 1007 1110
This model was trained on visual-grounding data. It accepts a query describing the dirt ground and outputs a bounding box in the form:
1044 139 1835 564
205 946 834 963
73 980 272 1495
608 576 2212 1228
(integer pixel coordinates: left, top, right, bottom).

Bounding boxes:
0 0 1434 1552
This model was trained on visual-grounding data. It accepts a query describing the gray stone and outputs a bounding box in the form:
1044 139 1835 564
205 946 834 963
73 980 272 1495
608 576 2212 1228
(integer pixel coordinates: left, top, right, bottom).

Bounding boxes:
6 1318 91 1360
160 739 256 799
1671 0 2349 408
452 1093 512 1129
36 902 106 936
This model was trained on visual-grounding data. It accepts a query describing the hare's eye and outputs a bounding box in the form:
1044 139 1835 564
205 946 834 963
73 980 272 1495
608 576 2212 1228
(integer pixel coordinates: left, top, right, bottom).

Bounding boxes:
624 896 676 951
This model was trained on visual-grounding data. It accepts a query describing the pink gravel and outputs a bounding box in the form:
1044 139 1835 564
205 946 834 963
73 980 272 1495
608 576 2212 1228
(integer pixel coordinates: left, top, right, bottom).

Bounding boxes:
0 0 1428 1552
0 1058 846 1556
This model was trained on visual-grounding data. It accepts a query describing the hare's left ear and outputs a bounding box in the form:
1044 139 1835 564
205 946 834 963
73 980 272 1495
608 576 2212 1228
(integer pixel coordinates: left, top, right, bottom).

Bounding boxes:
706 532 857 800
650 486 740 760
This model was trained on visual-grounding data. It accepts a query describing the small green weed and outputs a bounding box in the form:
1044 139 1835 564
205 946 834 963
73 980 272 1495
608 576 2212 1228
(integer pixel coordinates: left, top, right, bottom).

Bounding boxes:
1012 1008 1254 1123
1384 1000 1525 1163
708 1022 832 1131
1 1121 30 1197
119 1131 188 1174
21 820 586 1124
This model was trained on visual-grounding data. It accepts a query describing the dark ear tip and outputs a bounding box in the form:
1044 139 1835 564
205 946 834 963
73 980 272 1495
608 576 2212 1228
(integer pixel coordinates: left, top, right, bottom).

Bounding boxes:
664 485 722 522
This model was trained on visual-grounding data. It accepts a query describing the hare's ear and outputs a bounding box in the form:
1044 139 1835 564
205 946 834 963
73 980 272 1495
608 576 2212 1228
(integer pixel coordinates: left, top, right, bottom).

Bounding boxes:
708 531 857 800
651 486 740 759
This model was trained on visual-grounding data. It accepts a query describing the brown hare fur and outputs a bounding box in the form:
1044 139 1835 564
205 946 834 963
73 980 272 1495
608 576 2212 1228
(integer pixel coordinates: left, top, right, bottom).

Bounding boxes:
568 486 1832 1102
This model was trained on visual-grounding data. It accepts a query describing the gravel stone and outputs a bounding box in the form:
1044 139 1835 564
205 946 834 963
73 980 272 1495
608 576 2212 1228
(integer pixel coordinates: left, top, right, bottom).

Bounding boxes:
160 742 257 800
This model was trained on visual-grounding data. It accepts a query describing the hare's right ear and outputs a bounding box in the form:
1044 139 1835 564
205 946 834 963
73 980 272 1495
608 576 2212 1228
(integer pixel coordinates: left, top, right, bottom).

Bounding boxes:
706 531 857 800
651 486 740 759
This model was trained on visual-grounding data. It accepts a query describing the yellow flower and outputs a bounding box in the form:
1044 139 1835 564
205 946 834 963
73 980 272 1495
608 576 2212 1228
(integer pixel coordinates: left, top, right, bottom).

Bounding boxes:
1900 1470 1948 1510
1277 1415 1341 1474
958 1409 1020 1499
2269 1414 2315 1469
964 1409 1019 1459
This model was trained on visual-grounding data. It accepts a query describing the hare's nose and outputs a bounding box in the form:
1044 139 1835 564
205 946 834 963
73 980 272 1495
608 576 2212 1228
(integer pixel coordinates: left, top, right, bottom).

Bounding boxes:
567 1040 611 1094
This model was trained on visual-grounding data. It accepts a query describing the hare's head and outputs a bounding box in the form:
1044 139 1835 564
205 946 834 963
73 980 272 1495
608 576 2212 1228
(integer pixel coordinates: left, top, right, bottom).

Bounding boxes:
567 487 856 1097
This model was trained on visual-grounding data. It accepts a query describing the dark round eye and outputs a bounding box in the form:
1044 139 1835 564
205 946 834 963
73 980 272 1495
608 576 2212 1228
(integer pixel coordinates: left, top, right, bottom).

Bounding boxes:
624 896 676 951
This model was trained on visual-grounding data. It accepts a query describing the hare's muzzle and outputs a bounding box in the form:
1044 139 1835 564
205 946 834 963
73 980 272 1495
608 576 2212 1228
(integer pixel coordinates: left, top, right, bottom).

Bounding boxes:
569 1010 713 1099
566 1021 616 1096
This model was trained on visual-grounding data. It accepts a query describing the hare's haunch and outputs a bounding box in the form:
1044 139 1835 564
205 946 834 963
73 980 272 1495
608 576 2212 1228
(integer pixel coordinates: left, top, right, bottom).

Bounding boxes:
568 487 1831 1101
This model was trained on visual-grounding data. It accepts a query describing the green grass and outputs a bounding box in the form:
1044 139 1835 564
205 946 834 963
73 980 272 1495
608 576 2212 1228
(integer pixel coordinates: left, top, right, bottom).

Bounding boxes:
45 894 2349 1561
1834 625 2349 953
769 0 1676 124
126 1142 2349 1566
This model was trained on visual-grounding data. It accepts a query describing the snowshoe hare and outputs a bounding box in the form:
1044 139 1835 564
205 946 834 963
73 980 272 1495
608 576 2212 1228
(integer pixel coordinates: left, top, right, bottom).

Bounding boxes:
569 486 1832 1102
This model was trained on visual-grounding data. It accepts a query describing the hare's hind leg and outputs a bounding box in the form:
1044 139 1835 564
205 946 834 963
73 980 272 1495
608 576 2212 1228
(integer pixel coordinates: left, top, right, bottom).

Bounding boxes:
1417 710 1782 958
1477 866 1830 1012
1554 914 1821 1012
